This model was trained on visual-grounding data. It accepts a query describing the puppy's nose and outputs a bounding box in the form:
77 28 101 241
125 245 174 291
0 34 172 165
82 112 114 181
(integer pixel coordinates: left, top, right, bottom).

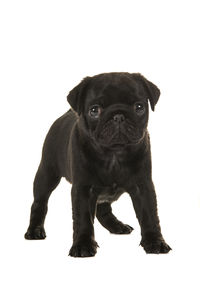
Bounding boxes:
113 114 125 123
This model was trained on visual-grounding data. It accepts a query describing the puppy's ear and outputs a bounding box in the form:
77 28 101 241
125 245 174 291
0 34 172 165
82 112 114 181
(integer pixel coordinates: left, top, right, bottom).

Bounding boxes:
67 77 91 115
134 74 160 111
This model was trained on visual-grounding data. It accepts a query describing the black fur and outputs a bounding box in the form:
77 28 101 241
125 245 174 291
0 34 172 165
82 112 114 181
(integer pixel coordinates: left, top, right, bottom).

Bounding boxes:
25 72 171 257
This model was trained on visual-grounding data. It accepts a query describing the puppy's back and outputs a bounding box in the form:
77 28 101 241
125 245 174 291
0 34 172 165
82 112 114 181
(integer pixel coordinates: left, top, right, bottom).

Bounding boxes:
40 109 77 177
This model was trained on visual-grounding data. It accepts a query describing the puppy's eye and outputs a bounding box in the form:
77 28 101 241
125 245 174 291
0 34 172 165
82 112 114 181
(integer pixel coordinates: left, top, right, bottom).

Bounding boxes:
134 103 145 115
89 105 101 118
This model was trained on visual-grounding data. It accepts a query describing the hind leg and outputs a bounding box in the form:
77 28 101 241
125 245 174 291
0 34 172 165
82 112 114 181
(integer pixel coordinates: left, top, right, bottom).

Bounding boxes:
25 163 61 239
96 202 133 234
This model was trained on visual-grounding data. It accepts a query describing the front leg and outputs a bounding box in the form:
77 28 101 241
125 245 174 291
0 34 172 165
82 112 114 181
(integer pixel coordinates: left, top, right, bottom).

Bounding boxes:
129 180 171 254
69 185 98 257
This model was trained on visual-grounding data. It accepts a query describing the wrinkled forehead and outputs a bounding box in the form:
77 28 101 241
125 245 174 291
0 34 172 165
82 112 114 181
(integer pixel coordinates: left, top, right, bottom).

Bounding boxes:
85 77 147 108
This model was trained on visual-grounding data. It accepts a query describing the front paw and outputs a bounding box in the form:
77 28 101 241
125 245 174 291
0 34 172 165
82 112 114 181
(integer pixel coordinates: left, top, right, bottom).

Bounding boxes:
24 226 46 240
141 238 172 254
69 239 99 258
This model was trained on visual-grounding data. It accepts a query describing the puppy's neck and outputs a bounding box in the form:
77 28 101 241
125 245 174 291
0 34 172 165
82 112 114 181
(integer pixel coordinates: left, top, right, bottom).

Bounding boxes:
107 154 121 173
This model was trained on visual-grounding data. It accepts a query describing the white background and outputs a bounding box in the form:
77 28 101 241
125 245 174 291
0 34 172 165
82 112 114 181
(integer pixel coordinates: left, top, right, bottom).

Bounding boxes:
1 0 200 299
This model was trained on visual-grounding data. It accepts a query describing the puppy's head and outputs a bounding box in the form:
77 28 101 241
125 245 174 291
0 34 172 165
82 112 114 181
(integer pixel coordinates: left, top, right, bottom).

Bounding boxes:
67 72 160 150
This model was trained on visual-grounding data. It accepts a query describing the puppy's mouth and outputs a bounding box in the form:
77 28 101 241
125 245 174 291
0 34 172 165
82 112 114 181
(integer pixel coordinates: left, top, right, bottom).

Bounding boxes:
106 132 129 148
97 120 142 149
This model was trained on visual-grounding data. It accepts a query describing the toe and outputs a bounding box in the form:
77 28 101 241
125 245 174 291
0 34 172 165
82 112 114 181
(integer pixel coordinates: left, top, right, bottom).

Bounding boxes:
160 242 172 253
69 241 98 258
142 239 172 254
24 227 46 240
109 223 133 234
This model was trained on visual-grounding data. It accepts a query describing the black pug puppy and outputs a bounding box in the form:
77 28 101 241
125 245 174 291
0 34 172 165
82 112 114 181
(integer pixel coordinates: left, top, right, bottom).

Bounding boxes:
25 72 171 257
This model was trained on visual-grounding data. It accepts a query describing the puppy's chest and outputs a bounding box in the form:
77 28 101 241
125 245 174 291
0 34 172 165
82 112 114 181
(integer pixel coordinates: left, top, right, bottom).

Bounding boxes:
97 154 131 185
